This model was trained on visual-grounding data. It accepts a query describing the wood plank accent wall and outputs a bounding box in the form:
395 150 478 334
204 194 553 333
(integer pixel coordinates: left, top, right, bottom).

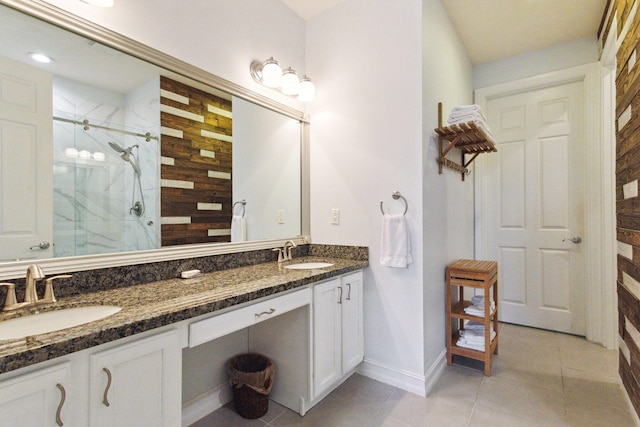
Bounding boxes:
159 76 233 246
608 0 640 418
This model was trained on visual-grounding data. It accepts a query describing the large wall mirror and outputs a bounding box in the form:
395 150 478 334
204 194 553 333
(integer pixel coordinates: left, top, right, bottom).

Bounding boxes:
0 0 310 278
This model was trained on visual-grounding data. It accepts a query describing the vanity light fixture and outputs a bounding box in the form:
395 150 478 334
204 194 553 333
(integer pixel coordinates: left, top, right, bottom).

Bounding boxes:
280 67 299 96
29 52 52 63
250 57 315 101
79 0 114 7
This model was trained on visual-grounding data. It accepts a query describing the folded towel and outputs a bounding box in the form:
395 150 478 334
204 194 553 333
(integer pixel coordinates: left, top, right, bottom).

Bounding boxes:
448 112 488 126
464 301 495 317
449 104 487 120
231 215 246 242
380 213 412 268
457 329 496 351
470 296 495 306
459 328 494 343
465 321 490 331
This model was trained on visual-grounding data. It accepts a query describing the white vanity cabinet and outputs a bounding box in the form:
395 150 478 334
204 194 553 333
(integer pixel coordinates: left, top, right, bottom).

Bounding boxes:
340 271 364 373
88 330 181 427
313 271 364 398
0 362 72 427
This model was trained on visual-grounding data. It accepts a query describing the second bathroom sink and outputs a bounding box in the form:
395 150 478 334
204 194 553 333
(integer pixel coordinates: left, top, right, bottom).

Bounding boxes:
284 262 334 270
0 305 122 340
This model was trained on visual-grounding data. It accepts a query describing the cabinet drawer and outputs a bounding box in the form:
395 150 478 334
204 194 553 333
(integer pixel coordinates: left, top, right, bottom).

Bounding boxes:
189 288 311 347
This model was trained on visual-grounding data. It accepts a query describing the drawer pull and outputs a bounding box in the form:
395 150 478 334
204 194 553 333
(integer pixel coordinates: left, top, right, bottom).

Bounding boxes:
338 286 343 304
56 383 66 426
102 367 112 407
346 283 352 301
255 308 276 318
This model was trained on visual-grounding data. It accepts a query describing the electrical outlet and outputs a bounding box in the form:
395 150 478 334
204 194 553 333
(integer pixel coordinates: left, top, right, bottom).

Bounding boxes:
278 210 285 224
331 208 340 225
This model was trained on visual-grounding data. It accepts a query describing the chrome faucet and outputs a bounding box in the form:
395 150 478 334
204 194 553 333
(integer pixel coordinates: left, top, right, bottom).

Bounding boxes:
24 264 44 303
283 240 297 261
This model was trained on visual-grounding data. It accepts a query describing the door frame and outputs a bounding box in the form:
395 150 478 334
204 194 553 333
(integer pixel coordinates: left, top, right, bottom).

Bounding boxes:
474 62 615 347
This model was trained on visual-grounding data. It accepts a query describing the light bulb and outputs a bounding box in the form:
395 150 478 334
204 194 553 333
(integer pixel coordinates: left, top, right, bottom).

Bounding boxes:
298 76 315 102
281 68 299 96
261 58 282 88
79 0 114 7
29 53 52 63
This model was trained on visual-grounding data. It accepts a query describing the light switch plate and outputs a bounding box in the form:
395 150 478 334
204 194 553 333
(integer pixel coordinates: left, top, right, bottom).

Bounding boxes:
278 210 285 224
331 208 340 225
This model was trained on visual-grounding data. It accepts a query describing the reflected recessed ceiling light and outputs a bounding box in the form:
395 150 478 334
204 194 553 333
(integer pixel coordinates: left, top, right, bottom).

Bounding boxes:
79 0 114 7
29 53 52 63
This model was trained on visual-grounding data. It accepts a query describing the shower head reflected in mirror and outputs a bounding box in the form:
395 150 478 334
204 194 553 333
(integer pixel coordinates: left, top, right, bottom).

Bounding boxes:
108 140 145 216
108 141 140 175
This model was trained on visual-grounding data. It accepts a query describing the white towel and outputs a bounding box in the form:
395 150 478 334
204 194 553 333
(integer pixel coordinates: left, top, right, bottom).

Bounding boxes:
457 329 496 351
464 301 495 317
380 213 412 268
465 321 490 332
231 215 246 242
449 104 486 119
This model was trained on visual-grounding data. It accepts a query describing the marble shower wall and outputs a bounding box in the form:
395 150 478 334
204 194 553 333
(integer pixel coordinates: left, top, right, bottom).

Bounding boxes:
52 76 160 257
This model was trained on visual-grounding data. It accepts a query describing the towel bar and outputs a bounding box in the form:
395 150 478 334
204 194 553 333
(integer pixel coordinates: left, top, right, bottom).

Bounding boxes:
380 191 408 215
232 200 246 217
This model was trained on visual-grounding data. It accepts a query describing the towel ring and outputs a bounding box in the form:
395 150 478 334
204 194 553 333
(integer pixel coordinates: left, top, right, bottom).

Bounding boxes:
232 200 246 217
380 191 408 215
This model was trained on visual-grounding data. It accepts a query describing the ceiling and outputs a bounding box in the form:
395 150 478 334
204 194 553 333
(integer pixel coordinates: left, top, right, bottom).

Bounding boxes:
280 0 608 65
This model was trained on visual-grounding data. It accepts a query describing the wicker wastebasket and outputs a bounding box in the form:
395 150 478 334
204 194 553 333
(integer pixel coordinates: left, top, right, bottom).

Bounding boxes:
227 353 275 419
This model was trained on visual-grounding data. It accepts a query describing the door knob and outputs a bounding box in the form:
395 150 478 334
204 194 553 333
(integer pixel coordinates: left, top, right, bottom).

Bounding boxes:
562 236 582 244
29 241 50 250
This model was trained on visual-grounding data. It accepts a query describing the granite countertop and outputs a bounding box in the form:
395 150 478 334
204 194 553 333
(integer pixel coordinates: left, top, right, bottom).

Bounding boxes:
0 256 367 375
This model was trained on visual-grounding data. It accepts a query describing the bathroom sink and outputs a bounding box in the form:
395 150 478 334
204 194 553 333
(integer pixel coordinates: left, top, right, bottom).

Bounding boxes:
284 262 334 270
0 305 122 340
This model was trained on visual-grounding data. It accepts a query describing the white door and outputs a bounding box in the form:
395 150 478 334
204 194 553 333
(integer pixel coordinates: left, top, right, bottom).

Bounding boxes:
0 55 53 261
481 80 586 335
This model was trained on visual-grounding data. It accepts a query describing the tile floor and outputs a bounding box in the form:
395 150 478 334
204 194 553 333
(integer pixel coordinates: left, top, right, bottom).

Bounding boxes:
191 323 637 426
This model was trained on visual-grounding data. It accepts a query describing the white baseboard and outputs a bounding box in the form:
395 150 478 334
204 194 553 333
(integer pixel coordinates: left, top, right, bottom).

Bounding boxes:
423 349 447 395
182 383 232 427
357 353 445 397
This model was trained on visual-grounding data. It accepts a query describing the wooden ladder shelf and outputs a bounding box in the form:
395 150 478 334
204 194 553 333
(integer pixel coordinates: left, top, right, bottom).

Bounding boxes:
435 102 497 181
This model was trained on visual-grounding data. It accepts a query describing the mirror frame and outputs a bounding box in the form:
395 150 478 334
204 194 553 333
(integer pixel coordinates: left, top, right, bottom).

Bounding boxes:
0 0 310 279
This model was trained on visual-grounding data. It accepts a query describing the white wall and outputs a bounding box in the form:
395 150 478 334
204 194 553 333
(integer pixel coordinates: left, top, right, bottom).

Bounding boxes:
306 0 474 393
306 0 425 391
473 36 599 89
421 0 475 379
41 0 307 110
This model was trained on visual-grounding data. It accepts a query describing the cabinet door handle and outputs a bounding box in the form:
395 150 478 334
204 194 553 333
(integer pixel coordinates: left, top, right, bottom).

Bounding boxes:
255 308 276 318
102 367 112 407
338 286 343 304
346 283 352 301
55 383 66 426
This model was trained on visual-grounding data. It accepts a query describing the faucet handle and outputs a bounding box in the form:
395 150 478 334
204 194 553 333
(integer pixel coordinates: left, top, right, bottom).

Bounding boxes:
272 248 284 263
0 283 18 311
43 275 72 303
